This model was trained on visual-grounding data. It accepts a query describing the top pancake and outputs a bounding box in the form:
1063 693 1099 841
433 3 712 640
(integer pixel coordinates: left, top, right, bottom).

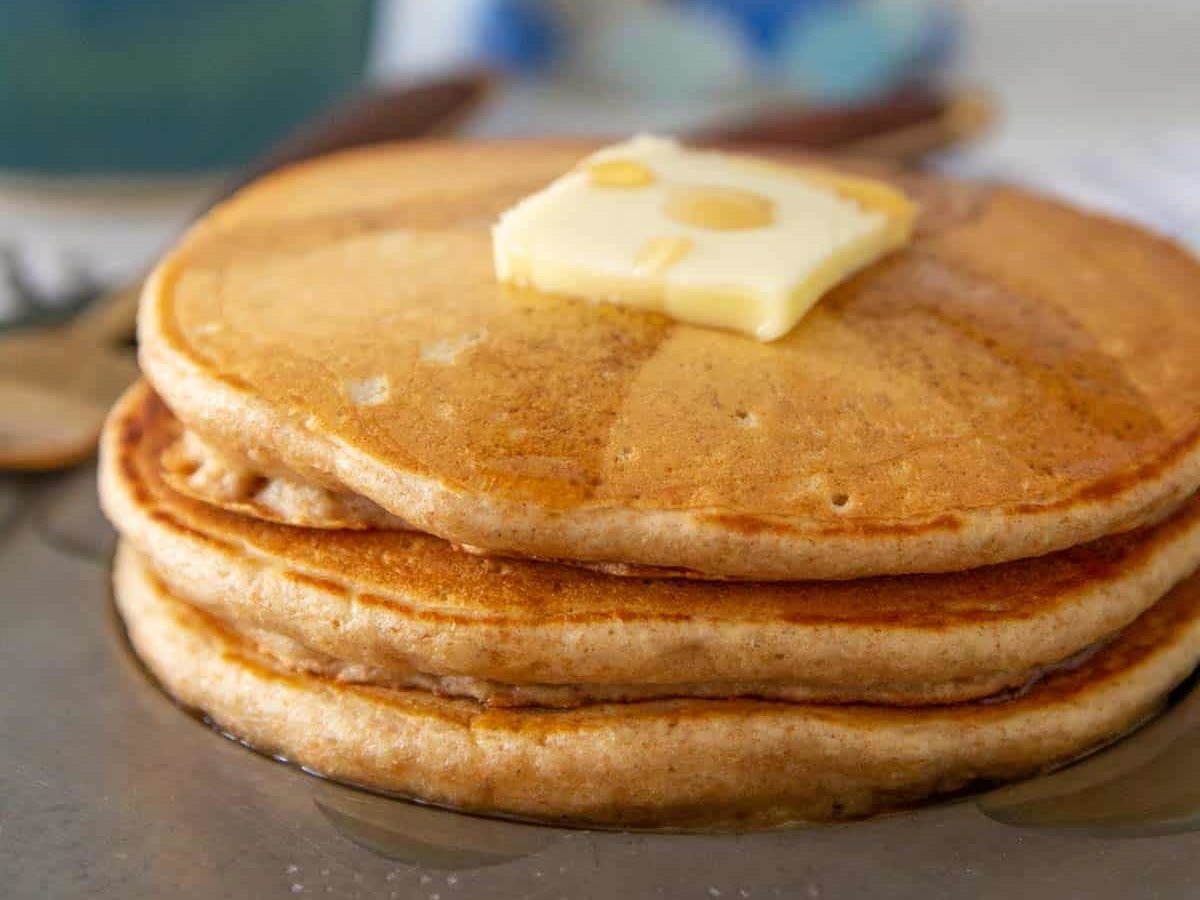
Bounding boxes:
139 141 1200 579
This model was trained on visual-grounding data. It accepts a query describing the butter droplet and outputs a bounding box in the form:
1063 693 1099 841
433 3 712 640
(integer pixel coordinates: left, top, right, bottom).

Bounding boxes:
346 375 390 407
635 236 693 274
420 329 486 365
587 158 656 188
664 184 774 231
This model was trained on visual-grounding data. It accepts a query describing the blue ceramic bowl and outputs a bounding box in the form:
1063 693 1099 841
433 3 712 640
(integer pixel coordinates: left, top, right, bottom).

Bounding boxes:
0 0 375 175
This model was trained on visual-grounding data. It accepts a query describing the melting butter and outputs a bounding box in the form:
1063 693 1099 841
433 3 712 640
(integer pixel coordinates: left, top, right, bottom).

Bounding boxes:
493 135 915 341
587 157 656 188
663 184 775 231
635 236 694 275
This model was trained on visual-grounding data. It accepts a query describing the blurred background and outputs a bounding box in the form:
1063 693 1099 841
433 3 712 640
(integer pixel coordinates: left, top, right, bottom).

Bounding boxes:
0 0 1197 331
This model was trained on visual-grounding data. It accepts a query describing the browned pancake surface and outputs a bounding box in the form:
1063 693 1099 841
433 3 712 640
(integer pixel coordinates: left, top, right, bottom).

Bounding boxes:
140 142 1200 578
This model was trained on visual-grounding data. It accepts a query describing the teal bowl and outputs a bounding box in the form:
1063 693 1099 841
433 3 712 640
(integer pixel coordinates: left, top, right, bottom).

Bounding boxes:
0 0 376 175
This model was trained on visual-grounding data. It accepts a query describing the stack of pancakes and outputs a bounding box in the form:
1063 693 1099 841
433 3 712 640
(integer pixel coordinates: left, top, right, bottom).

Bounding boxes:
100 142 1200 829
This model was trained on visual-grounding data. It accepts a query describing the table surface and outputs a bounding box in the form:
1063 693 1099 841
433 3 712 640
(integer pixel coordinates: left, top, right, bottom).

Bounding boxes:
2 468 1200 900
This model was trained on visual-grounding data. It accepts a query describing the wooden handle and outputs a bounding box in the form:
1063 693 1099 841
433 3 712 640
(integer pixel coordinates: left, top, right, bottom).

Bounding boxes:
209 70 496 211
833 88 994 163
693 86 993 161
69 279 142 345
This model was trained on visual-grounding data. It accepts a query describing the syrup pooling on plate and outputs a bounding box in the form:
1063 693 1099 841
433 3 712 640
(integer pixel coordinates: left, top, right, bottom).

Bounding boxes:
977 669 1200 836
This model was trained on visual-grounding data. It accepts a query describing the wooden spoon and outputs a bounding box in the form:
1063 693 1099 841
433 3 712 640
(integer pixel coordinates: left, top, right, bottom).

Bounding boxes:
0 281 140 469
694 85 993 162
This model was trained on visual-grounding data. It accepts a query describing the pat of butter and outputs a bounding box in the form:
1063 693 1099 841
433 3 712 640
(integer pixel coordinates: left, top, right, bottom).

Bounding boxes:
493 135 915 341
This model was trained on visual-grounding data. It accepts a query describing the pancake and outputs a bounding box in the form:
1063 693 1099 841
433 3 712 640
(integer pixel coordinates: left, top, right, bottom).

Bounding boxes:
114 539 1200 828
162 427 409 531
102 382 1200 706
137 141 1200 580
